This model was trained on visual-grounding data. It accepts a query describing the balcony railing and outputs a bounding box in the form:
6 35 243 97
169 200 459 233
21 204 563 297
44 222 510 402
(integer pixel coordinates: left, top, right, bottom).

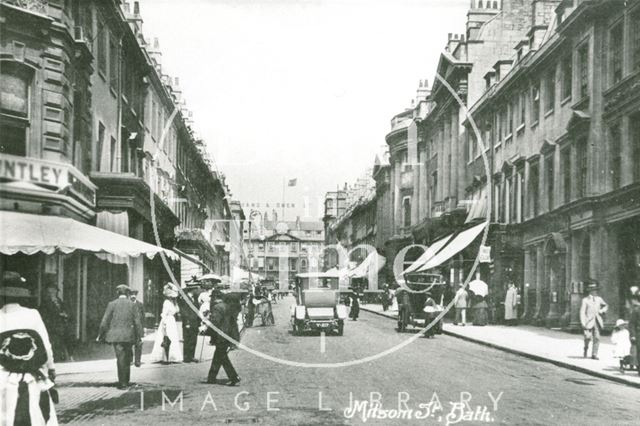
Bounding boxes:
3 0 48 14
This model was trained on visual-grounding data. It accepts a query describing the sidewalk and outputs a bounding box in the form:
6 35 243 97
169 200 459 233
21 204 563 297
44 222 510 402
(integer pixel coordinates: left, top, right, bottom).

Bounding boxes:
57 317 244 376
360 303 640 388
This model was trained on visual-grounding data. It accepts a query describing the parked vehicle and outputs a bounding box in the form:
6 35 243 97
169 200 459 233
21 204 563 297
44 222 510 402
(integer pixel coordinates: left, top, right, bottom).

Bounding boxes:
291 272 349 336
396 273 446 334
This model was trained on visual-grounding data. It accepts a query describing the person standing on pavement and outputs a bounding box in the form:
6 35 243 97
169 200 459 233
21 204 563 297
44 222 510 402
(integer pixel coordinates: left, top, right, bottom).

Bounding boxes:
97 285 143 389
0 271 59 425
504 282 518 326
579 280 608 360
453 284 468 326
207 293 241 385
349 289 360 321
629 292 640 375
40 274 74 362
381 284 391 312
180 283 201 363
150 284 182 364
129 290 145 367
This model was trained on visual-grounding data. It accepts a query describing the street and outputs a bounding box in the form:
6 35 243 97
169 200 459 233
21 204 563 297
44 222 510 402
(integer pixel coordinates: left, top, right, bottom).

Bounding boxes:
56 297 640 425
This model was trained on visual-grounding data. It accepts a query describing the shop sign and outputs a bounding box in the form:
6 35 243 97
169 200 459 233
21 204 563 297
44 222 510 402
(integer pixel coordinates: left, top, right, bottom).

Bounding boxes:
0 153 96 207
478 245 492 263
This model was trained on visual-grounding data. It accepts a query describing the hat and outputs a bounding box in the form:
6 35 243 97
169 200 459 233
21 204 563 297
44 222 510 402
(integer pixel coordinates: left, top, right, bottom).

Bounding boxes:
116 284 130 295
185 282 201 290
630 286 639 296
615 319 627 328
0 271 32 299
163 283 179 298
585 279 599 291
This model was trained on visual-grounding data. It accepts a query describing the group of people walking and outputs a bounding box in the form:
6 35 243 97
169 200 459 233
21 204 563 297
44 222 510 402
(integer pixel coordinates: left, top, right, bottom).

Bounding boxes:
97 281 242 389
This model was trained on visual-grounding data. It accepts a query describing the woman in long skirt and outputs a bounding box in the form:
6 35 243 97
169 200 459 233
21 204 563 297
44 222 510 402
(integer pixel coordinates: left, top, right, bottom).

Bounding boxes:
150 284 183 363
1 271 58 425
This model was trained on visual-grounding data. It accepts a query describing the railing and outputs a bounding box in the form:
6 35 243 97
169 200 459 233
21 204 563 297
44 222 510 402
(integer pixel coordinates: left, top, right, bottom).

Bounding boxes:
2 0 48 14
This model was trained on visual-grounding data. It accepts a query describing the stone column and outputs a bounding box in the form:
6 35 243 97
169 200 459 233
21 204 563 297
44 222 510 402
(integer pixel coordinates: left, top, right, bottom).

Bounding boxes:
522 247 533 320
620 115 633 187
534 243 544 322
568 231 583 330
392 159 401 234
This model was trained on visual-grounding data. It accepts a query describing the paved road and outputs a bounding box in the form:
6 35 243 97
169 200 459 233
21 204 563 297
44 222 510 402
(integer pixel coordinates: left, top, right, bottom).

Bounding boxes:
56 296 640 425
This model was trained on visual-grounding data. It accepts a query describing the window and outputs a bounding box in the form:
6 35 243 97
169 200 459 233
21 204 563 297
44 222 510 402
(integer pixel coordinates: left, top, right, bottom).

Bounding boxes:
151 100 157 140
494 181 501 222
496 110 503 141
97 19 107 76
633 12 640 70
632 115 640 182
517 168 524 223
510 173 517 223
403 197 411 228
519 91 526 126
0 124 26 156
0 63 30 156
468 133 476 162
609 124 622 190
562 54 572 101
96 122 105 170
110 136 117 172
576 138 588 198
610 23 624 85
531 82 540 123
529 162 539 217
545 70 555 112
546 154 554 210
562 149 571 204
431 171 438 205
109 37 118 89
507 102 513 135
578 42 589 99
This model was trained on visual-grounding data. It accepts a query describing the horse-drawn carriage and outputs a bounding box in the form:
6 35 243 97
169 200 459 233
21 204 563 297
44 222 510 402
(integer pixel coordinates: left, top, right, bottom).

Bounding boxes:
291 272 348 336
396 273 446 335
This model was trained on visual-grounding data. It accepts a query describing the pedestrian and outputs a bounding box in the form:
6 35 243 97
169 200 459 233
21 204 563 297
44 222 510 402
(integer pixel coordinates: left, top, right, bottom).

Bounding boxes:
39 274 74 362
180 283 201 363
150 283 182 364
381 284 390 312
579 280 608 360
0 271 59 425
207 293 241 385
422 292 438 338
129 289 145 367
349 288 360 321
504 282 518 325
629 291 640 375
97 284 143 389
454 284 468 326
611 319 631 373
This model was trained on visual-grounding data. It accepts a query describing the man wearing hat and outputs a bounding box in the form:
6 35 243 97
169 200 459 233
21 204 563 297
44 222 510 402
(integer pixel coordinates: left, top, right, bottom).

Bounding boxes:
579 280 608 360
40 273 73 362
129 289 145 367
179 283 201 362
97 285 143 389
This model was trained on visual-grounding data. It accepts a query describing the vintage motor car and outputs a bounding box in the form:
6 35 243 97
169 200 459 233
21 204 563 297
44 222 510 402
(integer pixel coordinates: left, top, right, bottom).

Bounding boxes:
396 273 446 334
291 272 348 335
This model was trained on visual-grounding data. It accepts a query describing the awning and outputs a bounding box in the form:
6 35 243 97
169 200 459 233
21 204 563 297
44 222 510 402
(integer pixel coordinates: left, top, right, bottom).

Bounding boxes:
348 251 386 278
417 221 487 272
0 211 178 260
465 187 488 223
402 233 453 274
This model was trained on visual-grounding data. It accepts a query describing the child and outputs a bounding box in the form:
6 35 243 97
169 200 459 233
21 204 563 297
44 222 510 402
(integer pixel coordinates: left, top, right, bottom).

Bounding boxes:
612 319 631 373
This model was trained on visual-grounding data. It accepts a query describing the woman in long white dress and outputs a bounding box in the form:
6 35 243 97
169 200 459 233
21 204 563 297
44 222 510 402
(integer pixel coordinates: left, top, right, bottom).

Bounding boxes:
150 284 182 363
1 271 58 425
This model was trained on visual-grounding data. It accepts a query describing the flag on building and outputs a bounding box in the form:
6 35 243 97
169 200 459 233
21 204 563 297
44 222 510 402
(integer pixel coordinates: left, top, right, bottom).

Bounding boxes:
288 178 297 187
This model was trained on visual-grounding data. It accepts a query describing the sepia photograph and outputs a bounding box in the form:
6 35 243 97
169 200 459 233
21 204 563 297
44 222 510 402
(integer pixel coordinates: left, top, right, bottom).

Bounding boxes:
1 0 640 424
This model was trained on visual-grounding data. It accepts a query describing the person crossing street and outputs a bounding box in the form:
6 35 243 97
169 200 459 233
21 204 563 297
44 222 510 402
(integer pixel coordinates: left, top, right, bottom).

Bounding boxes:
180 283 201 363
129 290 145 367
207 293 241 385
580 280 608 360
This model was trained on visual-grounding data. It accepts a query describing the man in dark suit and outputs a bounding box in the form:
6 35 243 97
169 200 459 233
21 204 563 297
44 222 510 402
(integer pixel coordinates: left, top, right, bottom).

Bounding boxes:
129 289 145 367
207 293 241 385
180 283 201 362
97 285 143 389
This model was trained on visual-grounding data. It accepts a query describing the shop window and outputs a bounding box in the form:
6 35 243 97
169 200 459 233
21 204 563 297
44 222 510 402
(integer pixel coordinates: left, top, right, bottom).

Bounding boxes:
610 124 622 190
562 54 572 101
577 42 589 100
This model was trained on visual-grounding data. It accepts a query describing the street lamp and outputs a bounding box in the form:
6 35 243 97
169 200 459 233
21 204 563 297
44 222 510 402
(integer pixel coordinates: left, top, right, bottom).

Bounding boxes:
247 210 263 284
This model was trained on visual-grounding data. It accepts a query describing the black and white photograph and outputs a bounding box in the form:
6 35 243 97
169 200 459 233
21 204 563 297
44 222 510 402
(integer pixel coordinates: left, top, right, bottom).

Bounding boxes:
2 0 640 424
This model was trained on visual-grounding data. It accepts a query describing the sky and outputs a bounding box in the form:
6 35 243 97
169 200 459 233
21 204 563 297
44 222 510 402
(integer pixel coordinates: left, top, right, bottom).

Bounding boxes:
137 0 469 221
